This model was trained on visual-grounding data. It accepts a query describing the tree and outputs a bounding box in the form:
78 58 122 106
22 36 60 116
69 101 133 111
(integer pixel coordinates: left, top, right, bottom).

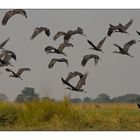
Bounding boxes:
83 96 91 103
93 93 110 103
0 93 8 101
15 87 40 103
70 98 82 103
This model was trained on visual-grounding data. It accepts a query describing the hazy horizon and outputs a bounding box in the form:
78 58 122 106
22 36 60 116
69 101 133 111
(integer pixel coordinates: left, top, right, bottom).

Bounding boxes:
0 9 140 101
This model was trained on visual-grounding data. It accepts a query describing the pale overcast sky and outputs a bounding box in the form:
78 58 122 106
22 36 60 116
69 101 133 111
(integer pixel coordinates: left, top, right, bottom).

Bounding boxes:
0 9 140 101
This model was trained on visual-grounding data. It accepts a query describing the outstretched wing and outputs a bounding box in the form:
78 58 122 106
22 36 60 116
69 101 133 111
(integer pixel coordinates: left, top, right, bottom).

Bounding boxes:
97 37 107 49
107 25 116 36
16 68 31 76
0 38 10 49
58 43 66 52
53 31 66 41
61 77 77 90
2 50 16 60
44 46 54 53
59 58 68 66
87 40 96 49
65 71 83 82
5 68 16 75
48 59 58 69
124 19 134 30
2 9 27 25
114 43 124 52
30 28 41 39
136 31 140 36
75 72 88 90
2 11 14 25
123 40 136 52
81 54 94 67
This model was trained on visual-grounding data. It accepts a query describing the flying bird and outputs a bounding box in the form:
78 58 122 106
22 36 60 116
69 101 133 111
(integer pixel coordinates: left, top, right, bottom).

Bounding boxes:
65 71 84 82
107 19 134 36
2 50 16 60
48 58 68 69
87 37 107 53
45 43 68 56
81 54 101 67
53 27 86 42
107 24 118 36
0 38 10 50
2 9 27 25
116 19 134 34
0 52 15 67
61 72 88 93
5 68 31 80
113 40 136 58
137 104 140 109
30 27 50 39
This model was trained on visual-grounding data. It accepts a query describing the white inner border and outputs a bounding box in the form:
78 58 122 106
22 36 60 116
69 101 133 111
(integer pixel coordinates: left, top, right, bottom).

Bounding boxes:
0 0 140 139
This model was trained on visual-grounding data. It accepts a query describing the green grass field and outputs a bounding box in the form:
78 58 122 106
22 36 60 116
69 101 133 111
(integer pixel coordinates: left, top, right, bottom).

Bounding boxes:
0 97 140 130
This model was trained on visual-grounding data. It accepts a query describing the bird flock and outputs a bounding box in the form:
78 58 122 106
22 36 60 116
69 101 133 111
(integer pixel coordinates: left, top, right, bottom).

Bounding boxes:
0 9 139 94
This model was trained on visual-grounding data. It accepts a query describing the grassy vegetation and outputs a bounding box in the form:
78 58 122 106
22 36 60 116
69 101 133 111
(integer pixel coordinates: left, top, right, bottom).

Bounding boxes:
0 97 140 130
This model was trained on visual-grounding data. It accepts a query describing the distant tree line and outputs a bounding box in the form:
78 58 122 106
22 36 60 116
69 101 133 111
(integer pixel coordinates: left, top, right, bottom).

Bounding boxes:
0 88 140 103
70 93 140 103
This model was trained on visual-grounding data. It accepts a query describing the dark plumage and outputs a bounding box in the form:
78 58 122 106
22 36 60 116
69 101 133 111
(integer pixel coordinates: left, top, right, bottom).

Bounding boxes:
107 19 134 36
87 37 107 53
65 71 84 82
45 43 68 56
53 27 86 42
5 68 31 80
48 58 68 69
2 9 27 25
30 27 50 39
0 51 16 67
81 54 101 67
113 40 136 58
107 24 117 36
2 50 16 60
0 38 10 49
116 19 134 33
136 31 140 36
137 104 140 109
61 72 88 93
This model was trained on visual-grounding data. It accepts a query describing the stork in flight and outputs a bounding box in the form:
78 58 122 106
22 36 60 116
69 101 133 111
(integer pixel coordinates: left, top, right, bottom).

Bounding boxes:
53 27 86 42
2 9 27 25
61 72 88 93
65 71 84 82
113 40 137 58
81 54 101 67
30 27 50 40
5 68 31 80
87 37 107 53
107 19 134 36
48 58 68 69
45 43 73 56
